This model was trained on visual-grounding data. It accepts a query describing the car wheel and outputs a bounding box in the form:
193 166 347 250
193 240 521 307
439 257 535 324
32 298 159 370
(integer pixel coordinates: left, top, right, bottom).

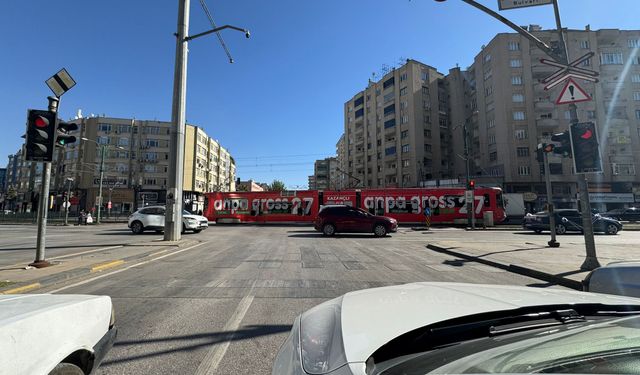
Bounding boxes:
555 223 567 235
322 223 336 236
50 363 85 375
193 229 202 233
534 229 542 234
374 224 387 237
606 224 619 235
131 221 144 234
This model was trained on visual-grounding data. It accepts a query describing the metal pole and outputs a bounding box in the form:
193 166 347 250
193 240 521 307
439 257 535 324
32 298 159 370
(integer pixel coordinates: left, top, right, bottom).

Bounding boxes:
165 0 190 241
108 187 112 218
543 151 559 247
463 123 473 229
30 96 59 268
64 181 71 226
97 145 104 224
553 0 599 268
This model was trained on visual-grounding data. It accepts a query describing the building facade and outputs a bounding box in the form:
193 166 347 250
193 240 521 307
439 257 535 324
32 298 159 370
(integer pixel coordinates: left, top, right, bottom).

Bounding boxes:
342 60 452 189
310 157 338 190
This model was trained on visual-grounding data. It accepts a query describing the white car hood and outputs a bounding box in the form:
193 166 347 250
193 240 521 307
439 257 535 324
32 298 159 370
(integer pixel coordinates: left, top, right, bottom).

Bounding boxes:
339 282 640 363
183 214 208 222
0 294 107 325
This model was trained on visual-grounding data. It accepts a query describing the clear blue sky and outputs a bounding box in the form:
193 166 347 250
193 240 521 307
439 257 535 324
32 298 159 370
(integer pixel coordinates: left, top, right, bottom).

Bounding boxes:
1 0 637 189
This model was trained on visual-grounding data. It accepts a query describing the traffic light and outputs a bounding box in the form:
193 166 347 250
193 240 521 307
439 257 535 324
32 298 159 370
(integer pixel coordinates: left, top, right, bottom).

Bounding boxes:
570 122 602 173
56 120 78 147
551 131 572 157
25 109 57 162
468 179 475 190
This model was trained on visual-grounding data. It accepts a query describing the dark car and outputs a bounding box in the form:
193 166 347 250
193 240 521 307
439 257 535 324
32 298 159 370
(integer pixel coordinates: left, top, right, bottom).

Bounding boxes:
314 205 398 237
604 207 640 222
523 209 622 235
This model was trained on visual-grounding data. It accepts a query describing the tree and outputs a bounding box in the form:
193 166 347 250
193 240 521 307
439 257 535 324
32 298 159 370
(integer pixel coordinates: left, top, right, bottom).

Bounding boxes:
268 179 286 192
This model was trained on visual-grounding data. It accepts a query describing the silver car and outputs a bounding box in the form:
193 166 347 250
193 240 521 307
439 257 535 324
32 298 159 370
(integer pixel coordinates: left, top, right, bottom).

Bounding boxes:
127 206 209 234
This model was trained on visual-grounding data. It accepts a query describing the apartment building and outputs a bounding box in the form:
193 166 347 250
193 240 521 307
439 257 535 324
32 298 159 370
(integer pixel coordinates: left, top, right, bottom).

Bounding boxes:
309 157 338 190
464 26 640 210
342 60 452 188
335 134 347 189
7 115 236 214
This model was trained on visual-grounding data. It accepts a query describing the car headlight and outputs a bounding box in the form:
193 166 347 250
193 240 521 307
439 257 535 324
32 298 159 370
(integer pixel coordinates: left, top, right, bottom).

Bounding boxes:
300 296 347 374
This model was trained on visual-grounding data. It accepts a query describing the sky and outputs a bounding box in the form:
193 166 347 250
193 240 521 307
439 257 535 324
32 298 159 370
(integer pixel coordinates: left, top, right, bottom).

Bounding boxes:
1 0 638 189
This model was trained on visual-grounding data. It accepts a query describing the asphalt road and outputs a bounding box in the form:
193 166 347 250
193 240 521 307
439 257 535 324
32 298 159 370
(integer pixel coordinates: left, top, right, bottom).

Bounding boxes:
26 225 586 375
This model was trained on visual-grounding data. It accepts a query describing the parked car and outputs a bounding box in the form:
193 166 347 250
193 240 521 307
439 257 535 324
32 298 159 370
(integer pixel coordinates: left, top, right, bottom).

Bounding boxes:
522 209 622 235
128 206 209 234
273 282 640 375
0 294 116 375
583 261 640 298
603 207 640 222
314 205 397 237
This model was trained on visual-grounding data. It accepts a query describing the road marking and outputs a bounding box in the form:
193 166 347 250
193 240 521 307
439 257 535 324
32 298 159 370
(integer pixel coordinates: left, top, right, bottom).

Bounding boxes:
48 241 208 293
0 282 41 295
51 245 124 260
91 260 125 272
194 294 255 375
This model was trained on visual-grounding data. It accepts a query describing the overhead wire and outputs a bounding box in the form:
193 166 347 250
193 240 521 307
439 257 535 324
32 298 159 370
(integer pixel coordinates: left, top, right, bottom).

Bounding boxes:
198 0 234 63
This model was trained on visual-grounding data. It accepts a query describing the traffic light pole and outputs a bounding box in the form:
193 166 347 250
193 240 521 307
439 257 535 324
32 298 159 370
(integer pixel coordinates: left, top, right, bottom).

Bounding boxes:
97 145 105 224
30 97 59 268
543 151 559 247
165 0 190 241
64 180 71 226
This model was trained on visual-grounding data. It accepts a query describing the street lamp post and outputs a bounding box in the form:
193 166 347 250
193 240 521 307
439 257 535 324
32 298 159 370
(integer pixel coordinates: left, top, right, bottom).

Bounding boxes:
63 177 73 226
81 137 124 224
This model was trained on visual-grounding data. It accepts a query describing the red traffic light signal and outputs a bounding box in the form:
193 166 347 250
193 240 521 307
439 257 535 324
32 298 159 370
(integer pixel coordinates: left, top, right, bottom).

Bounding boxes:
570 122 602 173
468 179 475 189
25 109 57 162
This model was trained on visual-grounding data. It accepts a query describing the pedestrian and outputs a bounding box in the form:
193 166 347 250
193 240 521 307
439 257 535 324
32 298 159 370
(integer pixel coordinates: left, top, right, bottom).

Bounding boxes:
77 210 85 226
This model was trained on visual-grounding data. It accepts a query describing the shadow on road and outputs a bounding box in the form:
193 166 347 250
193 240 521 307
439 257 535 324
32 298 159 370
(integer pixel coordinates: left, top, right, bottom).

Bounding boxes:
288 233 389 239
102 324 292 366
0 243 126 252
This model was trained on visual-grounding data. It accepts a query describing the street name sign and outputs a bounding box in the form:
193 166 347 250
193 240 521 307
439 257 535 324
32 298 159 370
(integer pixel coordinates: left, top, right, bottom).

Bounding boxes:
498 0 552 10
555 78 591 105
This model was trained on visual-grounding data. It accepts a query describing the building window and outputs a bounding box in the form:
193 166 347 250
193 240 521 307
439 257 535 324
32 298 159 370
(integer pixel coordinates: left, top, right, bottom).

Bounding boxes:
97 136 110 145
629 39 640 48
613 163 636 175
487 119 495 128
510 59 522 68
143 126 160 134
518 166 531 176
517 147 529 157
600 52 623 65
354 96 364 107
634 92 640 101
402 144 410 153
483 68 492 80
581 58 591 67
636 110 640 120
512 93 524 102
144 152 158 160
424 129 431 138
564 110 572 120
402 159 410 167
144 165 156 173
511 76 523 85
383 92 395 103
421 71 428 81
587 110 597 119
507 41 520 51
515 129 527 139
484 54 491 63
400 101 408 109
400 87 407 96
489 151 497 161
424 144 432 152
401 130 408 139
145 139 159 147
384 119 396 129
98 123 112 132
401 115 409 124
632 74 640 83
400 72 408 82
385 146 396 156
632 56 640 65
355 108 364 118
118 138 129 147
485 85 493 96
579 40 590 49
118 125 131 133
383 77 395 89
384 104 395 116
488 135 496 145
513 111 526 120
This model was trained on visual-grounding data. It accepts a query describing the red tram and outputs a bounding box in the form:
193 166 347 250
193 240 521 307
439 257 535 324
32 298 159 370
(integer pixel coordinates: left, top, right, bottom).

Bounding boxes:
204 187 506 225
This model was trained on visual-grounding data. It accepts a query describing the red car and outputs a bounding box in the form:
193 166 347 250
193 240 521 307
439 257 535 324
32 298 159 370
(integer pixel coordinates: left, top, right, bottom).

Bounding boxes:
314 205 398 237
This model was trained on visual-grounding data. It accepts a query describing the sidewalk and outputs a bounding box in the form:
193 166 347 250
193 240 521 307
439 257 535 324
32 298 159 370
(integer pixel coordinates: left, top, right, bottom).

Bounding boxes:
0 238 201 294
426 234 640 290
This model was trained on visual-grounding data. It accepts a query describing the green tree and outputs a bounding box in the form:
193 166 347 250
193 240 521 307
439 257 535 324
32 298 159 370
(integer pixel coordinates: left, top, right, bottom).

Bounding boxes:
268 179 286 192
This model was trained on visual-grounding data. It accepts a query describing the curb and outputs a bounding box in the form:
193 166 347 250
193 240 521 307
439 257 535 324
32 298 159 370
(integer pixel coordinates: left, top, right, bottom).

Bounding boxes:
426 243 584 290
0 239 201 295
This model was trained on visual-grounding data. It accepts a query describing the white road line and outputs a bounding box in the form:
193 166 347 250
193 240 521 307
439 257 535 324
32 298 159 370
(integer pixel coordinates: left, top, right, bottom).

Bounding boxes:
48 241 208 293
194 294 255 375
50 245 124 260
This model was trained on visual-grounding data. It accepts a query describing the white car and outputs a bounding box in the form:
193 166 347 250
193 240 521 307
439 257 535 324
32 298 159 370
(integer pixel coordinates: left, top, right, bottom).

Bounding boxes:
0 294 116 375
128 206 209 234
273 282 640 375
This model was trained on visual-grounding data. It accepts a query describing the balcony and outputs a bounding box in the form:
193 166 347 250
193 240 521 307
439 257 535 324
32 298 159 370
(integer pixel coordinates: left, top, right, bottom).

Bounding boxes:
534 101 555 111
536 118 559 128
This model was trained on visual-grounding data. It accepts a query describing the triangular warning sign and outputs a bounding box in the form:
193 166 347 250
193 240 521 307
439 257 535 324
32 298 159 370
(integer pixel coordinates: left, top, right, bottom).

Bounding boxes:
555 78 591 105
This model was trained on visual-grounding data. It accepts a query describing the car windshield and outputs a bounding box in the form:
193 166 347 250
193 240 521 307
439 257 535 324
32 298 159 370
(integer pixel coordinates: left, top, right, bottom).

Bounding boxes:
380 315 640 374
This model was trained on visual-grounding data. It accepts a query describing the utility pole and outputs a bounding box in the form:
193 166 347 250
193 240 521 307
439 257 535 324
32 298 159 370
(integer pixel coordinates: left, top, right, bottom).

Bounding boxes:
97 145 105 224
542 149 559 247
64 178 72 226
30 96 58 268
551 0 599 269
